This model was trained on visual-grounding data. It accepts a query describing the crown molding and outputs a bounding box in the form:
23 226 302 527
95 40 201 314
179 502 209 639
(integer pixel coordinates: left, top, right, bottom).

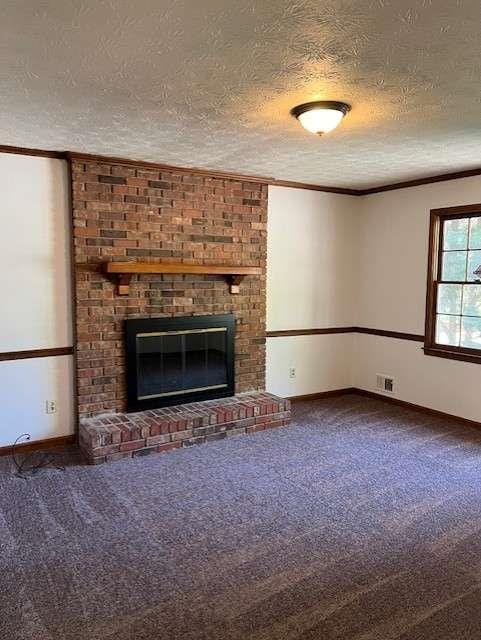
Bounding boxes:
268 178 359 196
2 144 481 196
0 144 65 159
358 167 481 195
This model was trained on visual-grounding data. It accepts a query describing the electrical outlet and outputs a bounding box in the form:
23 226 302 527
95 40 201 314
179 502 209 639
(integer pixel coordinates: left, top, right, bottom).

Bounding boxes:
45 400 57 414
289 367 296 379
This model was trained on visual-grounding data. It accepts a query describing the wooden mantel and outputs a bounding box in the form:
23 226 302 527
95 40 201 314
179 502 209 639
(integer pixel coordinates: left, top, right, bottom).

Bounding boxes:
103 261 262 295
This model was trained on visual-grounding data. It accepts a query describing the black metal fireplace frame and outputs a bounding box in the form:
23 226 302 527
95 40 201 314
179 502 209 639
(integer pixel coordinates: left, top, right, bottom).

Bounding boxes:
125 314 235 411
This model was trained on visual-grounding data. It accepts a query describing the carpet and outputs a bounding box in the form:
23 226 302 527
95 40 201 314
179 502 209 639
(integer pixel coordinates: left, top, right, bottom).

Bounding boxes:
2 394 481 639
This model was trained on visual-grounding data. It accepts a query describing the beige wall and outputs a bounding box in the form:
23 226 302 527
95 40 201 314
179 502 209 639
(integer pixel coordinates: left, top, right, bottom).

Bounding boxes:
357 176 481 334
354 175 481 421
0 153 74 446
266 185 358 397
266 178 481 421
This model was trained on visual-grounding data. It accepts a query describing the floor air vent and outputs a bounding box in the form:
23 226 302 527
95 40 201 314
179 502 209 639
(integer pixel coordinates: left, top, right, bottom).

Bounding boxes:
376 374 394 393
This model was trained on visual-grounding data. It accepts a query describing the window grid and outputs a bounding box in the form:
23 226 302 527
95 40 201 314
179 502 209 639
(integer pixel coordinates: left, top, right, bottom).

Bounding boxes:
425 205 481 365
435 214 481 351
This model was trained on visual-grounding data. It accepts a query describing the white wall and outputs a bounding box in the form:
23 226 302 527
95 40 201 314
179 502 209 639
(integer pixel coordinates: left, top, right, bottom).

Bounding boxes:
0 356 75 446
354 175 481 422
353 335 481 422
266 333 354 398
0 153 74 446
0 154 72 351
267 178 481 423
266 186 358 397
357 176 481 335
267 185 358 330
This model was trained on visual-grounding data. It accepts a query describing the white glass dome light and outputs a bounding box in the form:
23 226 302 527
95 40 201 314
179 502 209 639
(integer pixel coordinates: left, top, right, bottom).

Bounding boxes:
291 101 351 135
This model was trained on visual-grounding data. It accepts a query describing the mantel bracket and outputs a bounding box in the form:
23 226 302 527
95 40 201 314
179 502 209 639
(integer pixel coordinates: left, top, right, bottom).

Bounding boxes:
117 274 133 296
227 275 244 294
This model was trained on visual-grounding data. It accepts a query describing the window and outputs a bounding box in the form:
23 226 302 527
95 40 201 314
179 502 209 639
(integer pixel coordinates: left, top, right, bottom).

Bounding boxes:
425 204 481 364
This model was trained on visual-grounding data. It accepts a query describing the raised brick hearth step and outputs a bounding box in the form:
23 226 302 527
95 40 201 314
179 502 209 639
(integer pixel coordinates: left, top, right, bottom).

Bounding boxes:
80 392 291 464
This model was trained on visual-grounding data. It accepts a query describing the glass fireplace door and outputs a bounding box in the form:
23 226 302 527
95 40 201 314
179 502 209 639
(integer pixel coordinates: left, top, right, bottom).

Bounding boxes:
136 328 228 400
125 313 235 411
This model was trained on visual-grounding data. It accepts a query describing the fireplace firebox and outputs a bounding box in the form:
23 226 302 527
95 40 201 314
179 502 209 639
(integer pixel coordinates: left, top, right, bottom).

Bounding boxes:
125 314 235 411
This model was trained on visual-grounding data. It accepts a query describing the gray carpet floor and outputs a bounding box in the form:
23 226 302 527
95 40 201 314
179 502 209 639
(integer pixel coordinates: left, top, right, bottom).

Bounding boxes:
3 394 481 639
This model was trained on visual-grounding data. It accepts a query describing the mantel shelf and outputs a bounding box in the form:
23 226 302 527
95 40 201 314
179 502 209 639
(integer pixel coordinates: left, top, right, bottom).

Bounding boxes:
103 261 262 295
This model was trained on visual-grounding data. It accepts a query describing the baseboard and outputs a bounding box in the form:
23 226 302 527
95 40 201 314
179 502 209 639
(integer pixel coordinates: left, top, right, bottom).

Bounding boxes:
353 388 481 429
289 386 481 429
2 390 478 456
0 434 76 457
288 388 357 402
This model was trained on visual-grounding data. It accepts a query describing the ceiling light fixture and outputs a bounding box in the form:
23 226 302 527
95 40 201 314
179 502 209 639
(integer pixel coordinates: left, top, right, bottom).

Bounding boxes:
291 100 351 135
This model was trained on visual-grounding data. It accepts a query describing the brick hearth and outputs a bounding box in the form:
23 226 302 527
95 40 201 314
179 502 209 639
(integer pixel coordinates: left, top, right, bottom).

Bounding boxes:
80 392 291 464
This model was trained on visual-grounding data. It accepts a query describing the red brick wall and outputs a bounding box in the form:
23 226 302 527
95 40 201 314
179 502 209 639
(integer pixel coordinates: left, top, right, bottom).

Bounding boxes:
71 159 267 418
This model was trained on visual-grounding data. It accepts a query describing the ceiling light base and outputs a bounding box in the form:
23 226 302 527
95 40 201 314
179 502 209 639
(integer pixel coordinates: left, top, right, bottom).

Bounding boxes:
291 101 351 135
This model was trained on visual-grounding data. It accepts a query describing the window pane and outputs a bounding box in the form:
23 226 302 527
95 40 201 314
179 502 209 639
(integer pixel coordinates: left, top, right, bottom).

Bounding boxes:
436 314 460 346
442 251 466 281
469 217 481 250
467 250 481 282
437 284 462 314
443 218 469 250
462 284 481 317
461 317 481 349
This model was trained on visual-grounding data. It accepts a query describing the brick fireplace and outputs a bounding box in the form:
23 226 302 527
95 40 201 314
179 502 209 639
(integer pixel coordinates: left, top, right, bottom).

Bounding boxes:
71 158 268 419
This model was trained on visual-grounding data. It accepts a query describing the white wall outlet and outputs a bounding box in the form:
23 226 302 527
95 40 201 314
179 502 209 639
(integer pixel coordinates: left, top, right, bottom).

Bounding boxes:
289 367 296 379
376 374 394 393
45 400 57 414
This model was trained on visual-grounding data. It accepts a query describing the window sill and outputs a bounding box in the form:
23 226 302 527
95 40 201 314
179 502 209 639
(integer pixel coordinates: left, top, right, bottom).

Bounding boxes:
423 346 481 365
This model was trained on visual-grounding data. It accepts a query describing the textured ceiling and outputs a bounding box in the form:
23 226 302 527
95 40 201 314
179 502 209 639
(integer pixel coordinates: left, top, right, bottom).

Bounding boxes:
2 0 481 188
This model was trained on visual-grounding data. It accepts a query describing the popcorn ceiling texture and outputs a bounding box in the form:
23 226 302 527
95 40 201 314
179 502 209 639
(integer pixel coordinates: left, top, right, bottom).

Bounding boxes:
72 159 267 418
2 1 481 188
